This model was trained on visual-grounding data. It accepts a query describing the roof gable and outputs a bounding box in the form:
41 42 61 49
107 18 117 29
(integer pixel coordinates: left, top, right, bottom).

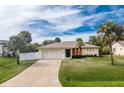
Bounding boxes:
112 41 124 47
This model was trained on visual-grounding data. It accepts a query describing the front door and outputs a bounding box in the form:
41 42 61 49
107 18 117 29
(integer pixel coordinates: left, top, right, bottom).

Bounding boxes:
65 49 71 57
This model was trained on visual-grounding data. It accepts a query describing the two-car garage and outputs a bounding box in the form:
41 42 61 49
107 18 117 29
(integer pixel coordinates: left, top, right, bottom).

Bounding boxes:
41 49 63 59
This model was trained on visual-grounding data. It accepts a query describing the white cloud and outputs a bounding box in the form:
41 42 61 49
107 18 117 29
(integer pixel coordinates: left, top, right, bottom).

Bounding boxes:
77 8 124 27
0 5 82 41
0 6 39 40
37 6 80 19
49 14 83 32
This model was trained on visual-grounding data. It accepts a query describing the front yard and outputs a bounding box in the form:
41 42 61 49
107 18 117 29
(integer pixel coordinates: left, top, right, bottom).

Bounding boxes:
0 57 35 84
59 55 124 87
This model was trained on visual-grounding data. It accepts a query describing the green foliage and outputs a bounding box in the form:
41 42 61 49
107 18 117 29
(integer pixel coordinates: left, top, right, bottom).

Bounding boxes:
89 21 124 65
42 40 55 45
8 36 24 51
54 37 61 43
102 45 110 55
8 31 32 53
42 37 61 45
97 21 116 43
113 24 124 41
97 21 116 65
18 31 32 44
89 35 103 46
89 21 124 48
76 38 84 48
22 43 41 53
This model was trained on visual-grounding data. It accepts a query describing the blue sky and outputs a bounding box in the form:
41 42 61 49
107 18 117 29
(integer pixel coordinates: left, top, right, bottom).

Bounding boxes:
0 5 124 43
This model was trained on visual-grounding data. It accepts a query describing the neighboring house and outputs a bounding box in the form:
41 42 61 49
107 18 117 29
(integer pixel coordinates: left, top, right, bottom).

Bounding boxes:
112 41 124 56
0 40 9 56
37 41 99 59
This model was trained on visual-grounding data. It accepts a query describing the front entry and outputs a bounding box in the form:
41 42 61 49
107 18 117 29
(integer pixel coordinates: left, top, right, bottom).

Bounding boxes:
65 49 71 57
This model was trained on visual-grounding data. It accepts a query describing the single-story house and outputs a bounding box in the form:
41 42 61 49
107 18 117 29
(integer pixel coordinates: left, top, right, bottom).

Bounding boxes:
37 41 99 59
112 41 124 56
0 40 9 56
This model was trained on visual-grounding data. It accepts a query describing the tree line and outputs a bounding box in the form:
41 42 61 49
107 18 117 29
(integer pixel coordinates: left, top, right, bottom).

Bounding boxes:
8 31 62 54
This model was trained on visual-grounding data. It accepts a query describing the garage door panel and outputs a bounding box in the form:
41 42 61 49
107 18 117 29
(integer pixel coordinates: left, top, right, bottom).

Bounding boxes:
42 49 62 59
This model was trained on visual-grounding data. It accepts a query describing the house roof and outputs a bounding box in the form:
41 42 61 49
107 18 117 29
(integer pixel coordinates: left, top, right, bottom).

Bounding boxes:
81 44 99 48
0 40 8 44
37 41 99 49
113 41 124 47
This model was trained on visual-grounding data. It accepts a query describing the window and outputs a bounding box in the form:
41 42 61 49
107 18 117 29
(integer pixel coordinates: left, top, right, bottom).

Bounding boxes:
120 48 122 51
113 48 116 52
87 49 93 51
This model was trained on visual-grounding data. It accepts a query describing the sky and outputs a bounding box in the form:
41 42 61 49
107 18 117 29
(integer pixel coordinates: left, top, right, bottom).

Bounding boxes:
0 5 124 43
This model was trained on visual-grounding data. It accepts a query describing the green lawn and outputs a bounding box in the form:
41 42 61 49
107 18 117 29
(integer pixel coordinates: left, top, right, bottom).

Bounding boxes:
0 57 35 84
59 55 124 87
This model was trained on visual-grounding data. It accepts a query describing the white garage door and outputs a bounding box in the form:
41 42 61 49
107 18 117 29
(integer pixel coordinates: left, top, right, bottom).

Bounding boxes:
42 49 63 59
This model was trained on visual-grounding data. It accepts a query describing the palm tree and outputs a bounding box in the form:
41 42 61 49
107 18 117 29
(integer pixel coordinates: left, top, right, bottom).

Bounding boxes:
114 24 124 41
76 38 84 48
97 21 116 65
76 38 84 55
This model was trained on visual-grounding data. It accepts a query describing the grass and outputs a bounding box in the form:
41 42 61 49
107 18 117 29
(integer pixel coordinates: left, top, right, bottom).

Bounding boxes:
59 55 124 87
0 57 35 84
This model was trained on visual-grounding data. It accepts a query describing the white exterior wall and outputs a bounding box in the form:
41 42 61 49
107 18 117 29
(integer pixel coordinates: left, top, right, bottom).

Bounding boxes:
82 48 99 56
62 49 66 59
0 44 8 56
3 46 8 56
0 45 2 56
112 42 124 55
39 49 42 59
19 52 41 61
39 48 99 59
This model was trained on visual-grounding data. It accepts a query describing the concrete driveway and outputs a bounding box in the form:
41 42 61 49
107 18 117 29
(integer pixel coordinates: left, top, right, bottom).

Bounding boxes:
0 60 61 87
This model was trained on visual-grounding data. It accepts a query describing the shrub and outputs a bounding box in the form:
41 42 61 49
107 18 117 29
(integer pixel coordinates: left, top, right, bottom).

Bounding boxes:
72 55 85 58
7 53 12 57
102 45 110 55
94 54 97 57
12 52 16 57
72 54 98 58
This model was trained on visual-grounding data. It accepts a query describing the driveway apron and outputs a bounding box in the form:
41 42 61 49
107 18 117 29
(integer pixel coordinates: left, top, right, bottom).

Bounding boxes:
0 60 61 87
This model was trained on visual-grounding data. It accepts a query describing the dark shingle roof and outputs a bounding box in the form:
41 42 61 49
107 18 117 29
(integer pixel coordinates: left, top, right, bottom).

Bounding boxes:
37 41 99 49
